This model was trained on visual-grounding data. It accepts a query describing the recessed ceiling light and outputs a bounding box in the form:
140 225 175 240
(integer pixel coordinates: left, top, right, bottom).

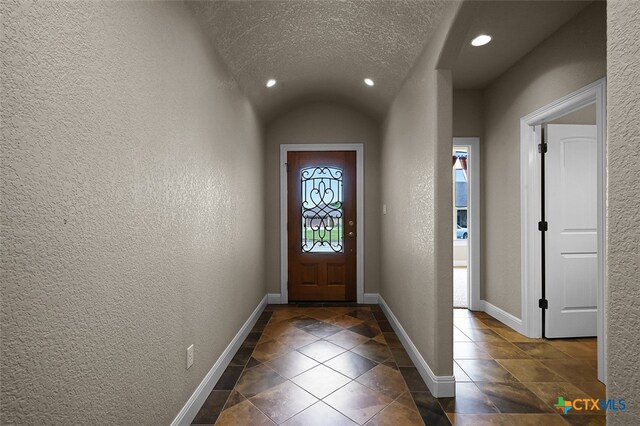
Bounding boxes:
364 78 375 87
471 34 492 47
266 79 277 88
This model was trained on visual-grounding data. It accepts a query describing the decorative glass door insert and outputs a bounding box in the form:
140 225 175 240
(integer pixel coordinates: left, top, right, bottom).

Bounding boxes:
300 166 344 253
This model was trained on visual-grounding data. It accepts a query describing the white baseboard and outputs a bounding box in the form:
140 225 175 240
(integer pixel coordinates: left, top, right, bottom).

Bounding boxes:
267 293 282 304
378 296 455 398
480 300 524 334
171 295 267 426
363 293 380 304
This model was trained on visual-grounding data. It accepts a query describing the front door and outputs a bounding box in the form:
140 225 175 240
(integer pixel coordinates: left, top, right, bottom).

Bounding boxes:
545 124 598 338
287 151 357 301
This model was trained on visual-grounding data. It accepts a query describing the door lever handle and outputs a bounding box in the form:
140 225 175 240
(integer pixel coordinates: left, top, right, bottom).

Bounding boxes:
347 231 355 237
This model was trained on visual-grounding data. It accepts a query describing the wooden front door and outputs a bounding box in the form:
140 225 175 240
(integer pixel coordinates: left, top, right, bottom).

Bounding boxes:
287 151 357 301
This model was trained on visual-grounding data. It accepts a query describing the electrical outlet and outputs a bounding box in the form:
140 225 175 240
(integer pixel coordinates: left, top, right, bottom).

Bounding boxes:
382 204 387 215
186 344 194 369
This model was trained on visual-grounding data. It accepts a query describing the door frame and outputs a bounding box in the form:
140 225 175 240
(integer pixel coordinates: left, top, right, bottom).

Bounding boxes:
519 78 607 383
453 138 481 311
280 144 364 304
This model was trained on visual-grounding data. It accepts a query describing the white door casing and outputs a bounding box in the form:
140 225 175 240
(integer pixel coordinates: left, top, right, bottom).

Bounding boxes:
545 124 598 338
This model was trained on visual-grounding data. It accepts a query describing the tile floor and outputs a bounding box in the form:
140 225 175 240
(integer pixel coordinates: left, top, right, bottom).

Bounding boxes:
191 305 605 425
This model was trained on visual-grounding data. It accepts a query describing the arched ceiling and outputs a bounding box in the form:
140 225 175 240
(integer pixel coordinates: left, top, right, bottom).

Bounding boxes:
189 1 593 122
189 0 447 121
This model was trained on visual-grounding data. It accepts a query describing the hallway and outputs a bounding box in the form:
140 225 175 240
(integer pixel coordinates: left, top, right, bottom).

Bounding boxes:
192 306 603 425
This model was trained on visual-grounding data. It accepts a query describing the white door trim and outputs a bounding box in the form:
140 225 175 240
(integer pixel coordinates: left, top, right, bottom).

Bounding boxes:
279 144 365 304
453 138 481 311
519 78 607 383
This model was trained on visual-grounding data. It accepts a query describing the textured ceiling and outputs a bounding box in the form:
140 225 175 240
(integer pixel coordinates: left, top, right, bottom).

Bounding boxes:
452 1 591 89
189 0 446 121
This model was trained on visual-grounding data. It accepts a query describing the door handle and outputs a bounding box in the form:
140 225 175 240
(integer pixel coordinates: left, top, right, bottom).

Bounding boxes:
348 231 355 238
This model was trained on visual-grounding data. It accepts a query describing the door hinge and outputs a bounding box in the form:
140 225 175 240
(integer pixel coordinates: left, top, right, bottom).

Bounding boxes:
538 298 548 309
538 143 548 154
538 221 548 231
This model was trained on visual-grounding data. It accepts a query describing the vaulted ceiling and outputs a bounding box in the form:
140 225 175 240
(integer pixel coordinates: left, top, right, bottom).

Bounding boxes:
189 1 592 121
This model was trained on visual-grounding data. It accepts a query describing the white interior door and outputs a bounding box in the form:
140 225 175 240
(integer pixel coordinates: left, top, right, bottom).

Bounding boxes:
545 124 598 338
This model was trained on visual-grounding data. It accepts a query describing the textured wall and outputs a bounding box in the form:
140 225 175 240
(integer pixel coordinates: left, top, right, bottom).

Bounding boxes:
1 2 264 424
453 89 484 137
380 5 458 376
481 2 605 317
607 0 640 423
264 102 381 295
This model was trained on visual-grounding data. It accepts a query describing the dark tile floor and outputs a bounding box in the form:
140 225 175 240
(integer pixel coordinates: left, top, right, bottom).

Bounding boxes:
191 306 604 425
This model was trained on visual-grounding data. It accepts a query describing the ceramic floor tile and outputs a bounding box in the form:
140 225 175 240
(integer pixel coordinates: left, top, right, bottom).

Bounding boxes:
347 310 375 321
242 331 263 348
214 399 275 426
324 381 393 425
290 316 323 330
326 330 370 349
351 340 392 363
455 359 518 382
573 381 606 400
229 346 254 366
448 413 567 425
454 317 490 330
235 364 287 398
281 401 357 426
513 342 572 360
390 346 414 366
474 341 531 359
191 390 230 425
376 320 394 333
411 391 451 424
264 350 318 379
538 359 599 383
246 357 262 369
496 359 565 382
325 350 378 379
522 381 592 411
547 340 598 359
290 364 351 398
263 320 298 337
372 334 387 345
213 366 244 391
276 328 320 349
356 363 407 400
491 327 544 343
249 381 318 423
561 415 607 425
365 400 424 425
463 328 507 343
454 342 493 360
476 382 554 413
297 340 346 363
326 314 366 329
348 321 382 338
396 391 418 411
438 382 499 414
223 389 246 410
252 339 294 363
399 367 429 392
382 332 403 348
454 328 472 342
454 361 472 382
303 321 343 338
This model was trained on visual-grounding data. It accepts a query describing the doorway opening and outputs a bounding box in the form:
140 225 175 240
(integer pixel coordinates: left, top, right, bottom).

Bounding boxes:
452 138 481 312
453 147 469 308
520 79 606 383
279 144 365 304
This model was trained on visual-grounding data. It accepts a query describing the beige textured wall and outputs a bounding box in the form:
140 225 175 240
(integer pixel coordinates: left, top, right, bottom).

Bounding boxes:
453 89 484 137
607 0 640 423
380 5 460 376
481 2 605 316
264 102 381 295
1 2 265 424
